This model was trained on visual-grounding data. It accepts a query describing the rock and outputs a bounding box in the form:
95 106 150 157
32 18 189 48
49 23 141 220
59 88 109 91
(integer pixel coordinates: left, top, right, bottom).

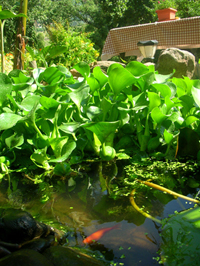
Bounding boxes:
43 246 107 266
193 62 200 79
0 208 53 244
156 48 195 79
91 61 125 74
21 235 55 253
0 249 53 266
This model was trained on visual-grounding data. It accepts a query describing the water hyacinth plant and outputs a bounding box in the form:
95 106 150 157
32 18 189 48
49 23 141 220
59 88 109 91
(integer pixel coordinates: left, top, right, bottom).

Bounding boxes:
0 61 200 185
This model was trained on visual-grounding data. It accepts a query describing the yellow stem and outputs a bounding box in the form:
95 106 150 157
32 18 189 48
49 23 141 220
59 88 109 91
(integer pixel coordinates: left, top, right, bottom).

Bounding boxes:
138 180 200 204
129 189 162 224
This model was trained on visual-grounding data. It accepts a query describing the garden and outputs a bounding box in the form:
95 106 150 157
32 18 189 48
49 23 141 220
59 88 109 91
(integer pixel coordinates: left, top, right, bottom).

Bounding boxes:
0 1 200 265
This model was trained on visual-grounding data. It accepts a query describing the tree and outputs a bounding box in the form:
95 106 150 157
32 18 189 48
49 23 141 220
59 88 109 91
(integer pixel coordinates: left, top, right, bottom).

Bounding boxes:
0 0 74 53
13 0 28 70
0 5 27 72
70 0 154 51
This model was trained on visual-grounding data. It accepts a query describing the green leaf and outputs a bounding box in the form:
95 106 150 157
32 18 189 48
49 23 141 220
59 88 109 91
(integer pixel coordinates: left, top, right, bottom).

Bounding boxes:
152 84 171 98
148 92 161 112
185 116 199 126
0 73 12 106
154 72 174 83
147 136 160 152
191 80 200 107
151 107 167 124
100 97 114 120
161 206 200 266
107 63 124 76
93 66 108 88
38 67 64 85
46 45 68 58
0 10 28 20
40 96 59 109
86 106 102 120
163 129 173 144
100 145 116 161
5 133 24 149
49 141 76 163
82 121 119 145
30 149 51 170
86 75 100 92
74 62 90 78
50 137 69 158
108 67 136 96
0 113 22 131
68 85 90 109
59 122 82 134
126 61 149 76
54 162 71 176
21 95 41 111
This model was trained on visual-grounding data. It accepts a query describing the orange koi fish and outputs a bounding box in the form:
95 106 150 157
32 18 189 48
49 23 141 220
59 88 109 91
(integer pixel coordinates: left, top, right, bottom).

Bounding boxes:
83 224 120 244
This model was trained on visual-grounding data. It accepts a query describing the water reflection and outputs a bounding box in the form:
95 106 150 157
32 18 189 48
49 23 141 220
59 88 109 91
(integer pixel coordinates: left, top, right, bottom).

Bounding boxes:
0 160 197 266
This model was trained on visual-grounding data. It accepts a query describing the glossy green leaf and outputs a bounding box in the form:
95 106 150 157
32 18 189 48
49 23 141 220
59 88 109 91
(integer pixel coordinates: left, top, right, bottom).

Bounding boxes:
107 63 124 76
163 129 173 144
30 149 51 170
59 122 82 134
191 80 200 107
93 66 108 88
74 62 90 78
152 83 171 98
151 107 167 124
0 73 12 106
5 133 24 149
46 45 68 58
100 145 116 161
154 72 174 83
54 162 71 177
0 113 22 131
86 106 102 120
161 206 200 266
165 96 175 113
38 67 64 85
126 61 149 76
21 95 41 111
68 85 90 109
82 121 119 145
86 75 100 92
108 67 136 96
147 136 160 152
0 10 27 20
50 137 69 158
148 91 161 112
100 97 114 120
49 141 76 163
40 96 59 109
185 116 199 126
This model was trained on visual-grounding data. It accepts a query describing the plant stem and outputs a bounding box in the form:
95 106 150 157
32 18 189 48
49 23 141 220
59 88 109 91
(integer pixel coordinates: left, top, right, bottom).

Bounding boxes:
129 189 162 224
0 20 5 73
137 180 200 204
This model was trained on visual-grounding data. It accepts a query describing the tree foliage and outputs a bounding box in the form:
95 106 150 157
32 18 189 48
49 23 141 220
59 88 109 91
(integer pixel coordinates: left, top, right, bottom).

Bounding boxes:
70 0 155 50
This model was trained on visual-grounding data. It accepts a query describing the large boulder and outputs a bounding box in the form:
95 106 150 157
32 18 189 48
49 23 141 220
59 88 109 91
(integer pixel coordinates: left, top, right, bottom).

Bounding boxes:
156 48 195 79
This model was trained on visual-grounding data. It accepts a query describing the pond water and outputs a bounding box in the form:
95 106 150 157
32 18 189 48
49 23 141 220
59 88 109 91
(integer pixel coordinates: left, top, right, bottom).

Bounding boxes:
0 160 197 266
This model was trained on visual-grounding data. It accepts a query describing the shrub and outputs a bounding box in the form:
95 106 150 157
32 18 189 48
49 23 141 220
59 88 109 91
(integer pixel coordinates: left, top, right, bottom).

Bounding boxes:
46 22 99 68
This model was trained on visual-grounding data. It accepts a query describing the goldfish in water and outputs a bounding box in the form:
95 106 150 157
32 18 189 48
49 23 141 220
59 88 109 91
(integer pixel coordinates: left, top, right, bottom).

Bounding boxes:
83 224 120 244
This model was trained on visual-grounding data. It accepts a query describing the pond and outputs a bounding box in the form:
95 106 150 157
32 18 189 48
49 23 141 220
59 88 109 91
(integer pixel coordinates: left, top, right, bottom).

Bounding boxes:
0 159 198 266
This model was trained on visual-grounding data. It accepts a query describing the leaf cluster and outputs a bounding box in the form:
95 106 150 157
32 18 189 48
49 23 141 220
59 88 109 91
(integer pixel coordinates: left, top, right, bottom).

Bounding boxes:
0 61 200 182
